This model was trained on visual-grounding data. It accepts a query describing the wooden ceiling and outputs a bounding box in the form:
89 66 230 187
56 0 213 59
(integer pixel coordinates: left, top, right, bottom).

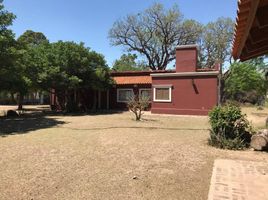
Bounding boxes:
232 0 268 61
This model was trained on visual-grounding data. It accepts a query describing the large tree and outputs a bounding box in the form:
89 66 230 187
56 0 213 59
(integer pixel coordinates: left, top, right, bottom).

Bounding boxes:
109 3 202 70
0 0 17 91
14 30 49 109
112 53 148 71
199 17 234 68
37 41 112 111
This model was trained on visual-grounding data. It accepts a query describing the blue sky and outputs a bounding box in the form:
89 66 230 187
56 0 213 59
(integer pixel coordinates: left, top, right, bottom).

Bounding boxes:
5 0 237 67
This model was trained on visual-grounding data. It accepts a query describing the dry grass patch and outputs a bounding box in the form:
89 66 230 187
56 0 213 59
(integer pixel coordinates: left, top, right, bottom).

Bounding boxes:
241 106 268 129
0 108 268 200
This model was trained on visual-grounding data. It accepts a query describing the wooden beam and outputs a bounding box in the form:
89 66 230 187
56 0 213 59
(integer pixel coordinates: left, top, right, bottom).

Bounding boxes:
241 45 268 60
246 38 268 52
256 5 268 27
235 0 260 59
249 26 268 43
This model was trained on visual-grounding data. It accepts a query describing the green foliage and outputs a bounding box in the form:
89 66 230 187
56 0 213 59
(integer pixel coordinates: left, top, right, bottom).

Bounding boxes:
112 54 148 71
38 41 112 91
12 30 49 95
0 1 17 91
17 30 49 46
224 62 267 104
209 104 251 150
33 41 113 111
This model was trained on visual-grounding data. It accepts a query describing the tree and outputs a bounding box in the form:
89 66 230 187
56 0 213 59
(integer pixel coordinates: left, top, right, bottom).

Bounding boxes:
112 53 148 71
14 30 49 109
198 17 234 104
128 95 150 121
109 3 202 70
224 62 267 104
17 30 49 46
37 41 112 111
0 0 17 91
199 17 234 68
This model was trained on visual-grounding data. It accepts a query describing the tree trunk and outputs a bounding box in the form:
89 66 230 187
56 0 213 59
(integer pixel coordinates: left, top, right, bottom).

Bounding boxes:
18 93 24 110
135 111 139 121
250 130 268 151
10 93 16 104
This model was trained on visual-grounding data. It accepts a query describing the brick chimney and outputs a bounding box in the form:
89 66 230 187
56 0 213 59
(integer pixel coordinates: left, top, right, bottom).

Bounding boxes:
176 45 198 72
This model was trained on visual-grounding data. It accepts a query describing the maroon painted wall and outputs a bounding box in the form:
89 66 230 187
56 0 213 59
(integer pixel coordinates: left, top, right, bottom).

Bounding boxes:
176 45 197 72
151 75 218 115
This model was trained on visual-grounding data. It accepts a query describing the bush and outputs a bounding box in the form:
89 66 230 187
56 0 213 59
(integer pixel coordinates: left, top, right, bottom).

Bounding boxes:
208 104 252 150
128 94 149 121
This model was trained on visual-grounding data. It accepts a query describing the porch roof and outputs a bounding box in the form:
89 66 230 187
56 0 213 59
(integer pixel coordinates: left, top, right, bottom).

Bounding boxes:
232 0 268 61
112 75 152 85
110 70 175 85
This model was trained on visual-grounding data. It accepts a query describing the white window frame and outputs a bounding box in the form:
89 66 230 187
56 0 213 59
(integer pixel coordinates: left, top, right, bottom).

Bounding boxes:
117 88 134 103
153 85 172 102
139 88 152 100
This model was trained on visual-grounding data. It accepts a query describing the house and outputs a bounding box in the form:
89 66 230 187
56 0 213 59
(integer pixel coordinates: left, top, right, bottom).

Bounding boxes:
50 45 219 115
110 45 219 115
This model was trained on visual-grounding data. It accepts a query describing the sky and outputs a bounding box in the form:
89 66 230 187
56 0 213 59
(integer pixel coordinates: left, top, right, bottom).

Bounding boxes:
4 0 237 67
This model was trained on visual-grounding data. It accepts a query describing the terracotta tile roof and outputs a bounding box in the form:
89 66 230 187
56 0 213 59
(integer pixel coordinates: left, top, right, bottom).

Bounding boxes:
110 70 175 85
112 75 152 85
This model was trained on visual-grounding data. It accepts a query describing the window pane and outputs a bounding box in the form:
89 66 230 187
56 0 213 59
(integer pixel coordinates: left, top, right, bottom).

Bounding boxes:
155 88 170 100
118 90 133 101
140 90 151 100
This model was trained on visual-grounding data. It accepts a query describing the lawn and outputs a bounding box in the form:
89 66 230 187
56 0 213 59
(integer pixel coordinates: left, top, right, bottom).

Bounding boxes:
0 106 268 200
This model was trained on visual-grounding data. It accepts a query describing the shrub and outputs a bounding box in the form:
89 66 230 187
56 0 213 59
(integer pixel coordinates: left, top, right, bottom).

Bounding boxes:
208 104 252 150
127 94 149 121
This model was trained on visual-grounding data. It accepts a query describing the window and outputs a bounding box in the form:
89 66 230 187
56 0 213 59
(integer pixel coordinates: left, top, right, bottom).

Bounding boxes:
139 89 151 100
117 89 134 103
153 85 172 102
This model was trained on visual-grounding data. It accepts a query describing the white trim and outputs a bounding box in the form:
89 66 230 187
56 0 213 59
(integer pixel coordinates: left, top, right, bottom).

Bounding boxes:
150 71 219 77
152 84 172 88
116 88 134 103
176 44 198 49
153 85 172 102
139 88 152 101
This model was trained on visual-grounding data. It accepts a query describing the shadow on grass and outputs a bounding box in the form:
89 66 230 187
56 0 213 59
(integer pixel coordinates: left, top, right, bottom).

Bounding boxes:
64 126 209 131
0 113 66 137
46 109 125 117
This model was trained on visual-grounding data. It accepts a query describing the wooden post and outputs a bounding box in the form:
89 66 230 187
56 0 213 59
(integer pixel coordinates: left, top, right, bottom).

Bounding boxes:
74 89 77 103
106 90 109 110
98 90 101 109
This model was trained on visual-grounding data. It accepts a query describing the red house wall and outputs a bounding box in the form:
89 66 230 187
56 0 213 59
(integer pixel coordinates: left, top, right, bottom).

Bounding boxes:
151 75 218 115
176 45 197 72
